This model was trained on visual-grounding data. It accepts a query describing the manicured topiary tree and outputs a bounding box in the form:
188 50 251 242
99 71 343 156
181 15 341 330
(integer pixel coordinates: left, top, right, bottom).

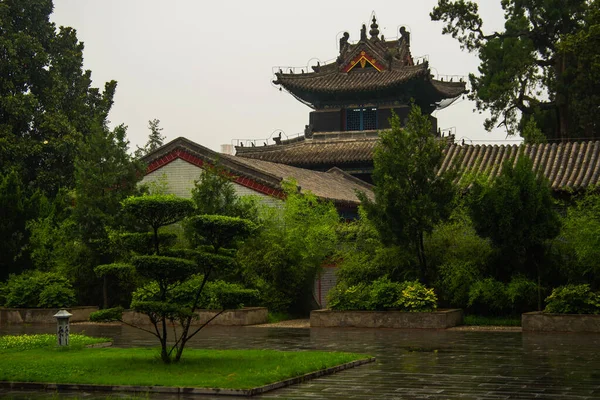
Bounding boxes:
92 194 257 363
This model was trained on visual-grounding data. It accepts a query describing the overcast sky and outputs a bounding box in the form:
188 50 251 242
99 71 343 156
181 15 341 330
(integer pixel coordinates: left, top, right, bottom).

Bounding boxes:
50 0 519 153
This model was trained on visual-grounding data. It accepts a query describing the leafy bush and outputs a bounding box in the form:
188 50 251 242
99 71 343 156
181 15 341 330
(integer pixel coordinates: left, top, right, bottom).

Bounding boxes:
545 284 600 314
328 279 437 312
506 276 538 313
38 283 76 308
2 271 76 308
396 281 438 312
370 277 402 310
436 261 480 308
467 278 510 315
327 282 373 311
89 307 125 322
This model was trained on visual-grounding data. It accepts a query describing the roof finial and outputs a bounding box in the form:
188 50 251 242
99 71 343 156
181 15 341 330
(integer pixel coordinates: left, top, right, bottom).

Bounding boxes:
360 24 367 41
369 15 380 41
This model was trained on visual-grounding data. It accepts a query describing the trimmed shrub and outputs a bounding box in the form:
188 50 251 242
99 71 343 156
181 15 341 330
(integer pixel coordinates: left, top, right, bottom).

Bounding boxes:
327 282 373 311
545 284 600 314
89 307 125 322
328 279 437 312
370 277 402 310
396 281 438 312
133 277 259 310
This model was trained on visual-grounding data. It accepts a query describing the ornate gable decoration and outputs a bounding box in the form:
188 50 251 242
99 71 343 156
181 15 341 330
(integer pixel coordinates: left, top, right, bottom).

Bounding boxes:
342 50 385 73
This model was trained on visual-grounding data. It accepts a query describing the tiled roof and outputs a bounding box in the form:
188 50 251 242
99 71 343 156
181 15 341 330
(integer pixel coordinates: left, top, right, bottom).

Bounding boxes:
237 138 600 192
235 136 378 167
223 156 374 204
274 65 466 99
440 141 600 191
142 137 373 205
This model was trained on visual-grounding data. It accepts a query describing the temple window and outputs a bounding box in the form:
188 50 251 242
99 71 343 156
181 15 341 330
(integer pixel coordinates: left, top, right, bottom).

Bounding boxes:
346 107 377 131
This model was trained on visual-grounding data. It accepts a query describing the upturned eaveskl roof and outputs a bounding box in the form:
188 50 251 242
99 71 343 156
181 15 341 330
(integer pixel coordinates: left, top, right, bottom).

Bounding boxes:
273 16 467 109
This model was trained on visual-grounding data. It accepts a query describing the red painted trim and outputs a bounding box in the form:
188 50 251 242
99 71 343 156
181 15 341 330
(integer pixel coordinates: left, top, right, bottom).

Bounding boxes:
145 149 285 199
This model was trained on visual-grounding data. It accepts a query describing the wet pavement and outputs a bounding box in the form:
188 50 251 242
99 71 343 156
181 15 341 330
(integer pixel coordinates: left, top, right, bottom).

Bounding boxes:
1 323 600 399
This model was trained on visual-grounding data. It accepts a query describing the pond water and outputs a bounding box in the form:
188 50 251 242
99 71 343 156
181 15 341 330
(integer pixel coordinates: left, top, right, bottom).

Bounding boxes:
1 323 599 399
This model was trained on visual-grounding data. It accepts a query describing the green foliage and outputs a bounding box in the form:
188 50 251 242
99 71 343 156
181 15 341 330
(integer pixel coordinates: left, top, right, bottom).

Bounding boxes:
94 263 135 278
132 278 258 311
1 270 75 308
0 0 118 195
191 165 259 221
186 214 256 252
131 256 198 286
506 275 538 312
396 282 438 312
237 181 340 313
336 208 417 286
135 119 165 158
437 261 480 308
327 282 373 311
328 278 438 312
0 170 45 278
558 2 600 138
0 334 109 351
113 232 178 256
115 192 255 363
521 116 547 145
89 307 124 322
469 156 560 281
467 278 510 315
122 195 195 233
37 283 76 308
73 123 142 243
426 205 492 306
431 0 596 139
360 105 455 283
559 190 600 284
545 284 600 314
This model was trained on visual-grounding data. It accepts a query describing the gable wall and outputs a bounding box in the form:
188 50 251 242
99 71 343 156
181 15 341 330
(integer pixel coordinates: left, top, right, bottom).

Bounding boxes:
141 158 282 207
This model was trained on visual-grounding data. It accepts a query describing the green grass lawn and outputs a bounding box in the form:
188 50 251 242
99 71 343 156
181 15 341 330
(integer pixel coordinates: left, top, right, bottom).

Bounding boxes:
0 335 369 390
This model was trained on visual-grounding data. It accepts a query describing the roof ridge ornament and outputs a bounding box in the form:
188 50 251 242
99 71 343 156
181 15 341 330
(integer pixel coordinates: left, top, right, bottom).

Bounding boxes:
369 15 380 42
339 32 350 55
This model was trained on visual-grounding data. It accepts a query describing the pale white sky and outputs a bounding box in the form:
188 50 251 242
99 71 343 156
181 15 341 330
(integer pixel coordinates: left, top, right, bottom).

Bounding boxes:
50 0 519 153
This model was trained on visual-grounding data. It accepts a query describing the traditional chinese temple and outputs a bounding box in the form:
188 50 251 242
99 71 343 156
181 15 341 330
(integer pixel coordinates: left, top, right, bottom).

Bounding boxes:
235 15 467 182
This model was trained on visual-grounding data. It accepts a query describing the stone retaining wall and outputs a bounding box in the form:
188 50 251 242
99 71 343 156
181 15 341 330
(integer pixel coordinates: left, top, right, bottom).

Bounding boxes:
310 309 463 329
122 307 268 326
0 306 99 324
522 311 600 332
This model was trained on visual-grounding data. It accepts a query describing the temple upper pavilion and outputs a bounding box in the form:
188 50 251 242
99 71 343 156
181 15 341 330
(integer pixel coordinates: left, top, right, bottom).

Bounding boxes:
235 15 467 181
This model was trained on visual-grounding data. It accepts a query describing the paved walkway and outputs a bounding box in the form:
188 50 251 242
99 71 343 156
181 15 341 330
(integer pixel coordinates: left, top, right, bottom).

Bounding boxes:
1 324 600 399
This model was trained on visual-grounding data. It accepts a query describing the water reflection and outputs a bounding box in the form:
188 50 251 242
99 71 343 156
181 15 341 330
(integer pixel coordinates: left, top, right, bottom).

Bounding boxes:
1 324 599 399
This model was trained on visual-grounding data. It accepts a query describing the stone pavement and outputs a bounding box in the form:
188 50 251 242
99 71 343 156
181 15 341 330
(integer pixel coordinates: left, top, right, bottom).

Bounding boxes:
1 324 600 399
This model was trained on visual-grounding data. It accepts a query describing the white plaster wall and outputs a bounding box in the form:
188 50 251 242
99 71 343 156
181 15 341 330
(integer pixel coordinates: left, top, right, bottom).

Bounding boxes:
141 158 281 207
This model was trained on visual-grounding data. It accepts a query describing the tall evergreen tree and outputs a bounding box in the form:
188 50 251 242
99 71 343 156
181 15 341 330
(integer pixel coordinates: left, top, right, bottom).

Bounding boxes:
359 105 455 284
135 119 165 158
0 0 117 195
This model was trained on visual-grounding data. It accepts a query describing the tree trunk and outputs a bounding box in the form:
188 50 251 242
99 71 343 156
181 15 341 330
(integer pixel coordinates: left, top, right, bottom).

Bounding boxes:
153 226 159 255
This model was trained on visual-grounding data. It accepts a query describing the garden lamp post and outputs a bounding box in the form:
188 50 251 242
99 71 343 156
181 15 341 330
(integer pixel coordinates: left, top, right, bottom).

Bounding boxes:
54 309 72 346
